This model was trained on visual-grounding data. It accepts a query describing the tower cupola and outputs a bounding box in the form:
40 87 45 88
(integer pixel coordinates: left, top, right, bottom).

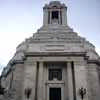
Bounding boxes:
43 1 67 26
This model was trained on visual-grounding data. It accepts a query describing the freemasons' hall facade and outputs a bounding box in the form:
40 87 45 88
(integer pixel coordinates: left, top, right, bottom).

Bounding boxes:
0 1 100 100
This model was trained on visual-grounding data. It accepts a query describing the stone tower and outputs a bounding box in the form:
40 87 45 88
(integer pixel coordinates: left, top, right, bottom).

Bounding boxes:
0 1 100 100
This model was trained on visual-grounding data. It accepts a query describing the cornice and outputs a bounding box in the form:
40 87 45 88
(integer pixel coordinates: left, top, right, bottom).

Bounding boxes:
24 52 86 57
10 60 24 66
87 60 100 66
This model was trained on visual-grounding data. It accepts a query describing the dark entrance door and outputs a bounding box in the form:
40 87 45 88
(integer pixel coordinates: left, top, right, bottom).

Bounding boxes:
49 88 61 100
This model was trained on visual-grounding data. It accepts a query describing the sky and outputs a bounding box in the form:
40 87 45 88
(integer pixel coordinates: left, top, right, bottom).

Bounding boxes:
0 0 100 73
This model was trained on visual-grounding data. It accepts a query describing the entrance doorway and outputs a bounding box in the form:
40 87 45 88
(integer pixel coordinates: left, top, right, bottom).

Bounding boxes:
49 88 61 100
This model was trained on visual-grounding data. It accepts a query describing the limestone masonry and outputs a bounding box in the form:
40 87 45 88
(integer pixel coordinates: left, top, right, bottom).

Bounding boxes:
0 1 100 100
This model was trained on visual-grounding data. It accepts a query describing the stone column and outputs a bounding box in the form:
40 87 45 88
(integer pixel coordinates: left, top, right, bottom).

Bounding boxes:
67 62 74 100
23 58 37 100
50 10 52 24
43 8 48 26
59 10 61 24
74 61 88 100
37 62 44 100
43 63 48 100
62 8 67 26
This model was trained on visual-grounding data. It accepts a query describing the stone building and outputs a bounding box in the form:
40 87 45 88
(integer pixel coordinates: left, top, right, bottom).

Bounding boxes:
0 1 100 100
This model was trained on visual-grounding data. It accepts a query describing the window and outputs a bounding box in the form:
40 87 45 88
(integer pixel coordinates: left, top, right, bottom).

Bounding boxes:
52 11 59 19
44 62 65 81
48 11 50 24
49 68 62 80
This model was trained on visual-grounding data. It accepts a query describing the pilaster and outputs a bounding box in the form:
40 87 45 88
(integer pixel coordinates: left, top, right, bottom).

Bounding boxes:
50 10 52 24
37 62 44 100
67 62 74 100
12 63 24 100
87 63 100 100
74 61 88 100
62 8 67 26
58 9 61 24
43 8 48 26
23 58 37 100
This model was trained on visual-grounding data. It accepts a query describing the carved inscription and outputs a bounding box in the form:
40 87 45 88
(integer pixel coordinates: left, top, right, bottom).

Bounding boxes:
45 45 65 51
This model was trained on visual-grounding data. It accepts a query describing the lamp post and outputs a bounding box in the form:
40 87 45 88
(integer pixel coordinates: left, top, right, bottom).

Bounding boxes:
24 88 32 100
79 87 86 100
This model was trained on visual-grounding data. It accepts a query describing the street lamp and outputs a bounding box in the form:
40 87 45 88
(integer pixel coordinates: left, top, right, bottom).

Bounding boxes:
24 88 32 100
79 87 86 100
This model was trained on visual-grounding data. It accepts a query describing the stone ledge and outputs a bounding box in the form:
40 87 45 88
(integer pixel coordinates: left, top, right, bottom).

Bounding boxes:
25 52 86 57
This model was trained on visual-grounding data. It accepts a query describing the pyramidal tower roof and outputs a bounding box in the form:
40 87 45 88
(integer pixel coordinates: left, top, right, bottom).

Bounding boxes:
13 1 99 60
2 1 100 75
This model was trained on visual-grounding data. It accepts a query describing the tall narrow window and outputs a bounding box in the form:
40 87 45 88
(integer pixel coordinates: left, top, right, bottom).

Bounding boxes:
51 11 59 24
60 11 62 24
52 11 59 19
48 11 50 24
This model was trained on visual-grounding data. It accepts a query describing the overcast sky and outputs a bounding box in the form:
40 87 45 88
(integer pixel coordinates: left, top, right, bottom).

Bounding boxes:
0 0 100 73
